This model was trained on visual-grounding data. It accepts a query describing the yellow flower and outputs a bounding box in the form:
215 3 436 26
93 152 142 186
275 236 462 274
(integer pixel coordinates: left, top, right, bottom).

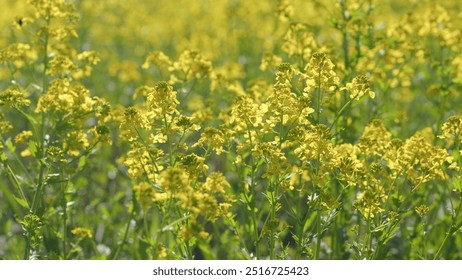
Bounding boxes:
91 125 112 145
193 127 225 155
46 54 77 76
156 244 168 259
397 133 451 188
260 53 283 71
344 74 375 100
35 78 95 115
230 96 264 131
415 205 430 217
282 23 319 61
266 63 299 124
74 51 100 78
334 143 363 186
180 220 209 241
0 85 31 107
159 167 189 194
135 82 179 118
276 0 294 22
122 144 162 181
142 51 171 69
178 154 208 179
168 49 212 81
133 182 155 212
14 130 33 144
71 227 93 239
357 119 392 157
20 149 32 158
0 43 36 68
28 0 77 20
440 116 462 142
119 106 152 141
303 52 339 94
0 117 13 133
254 141 288 178
63 130 89 157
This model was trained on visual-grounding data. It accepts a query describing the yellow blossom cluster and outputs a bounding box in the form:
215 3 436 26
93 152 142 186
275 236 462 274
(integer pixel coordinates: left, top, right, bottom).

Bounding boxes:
2 0 462 261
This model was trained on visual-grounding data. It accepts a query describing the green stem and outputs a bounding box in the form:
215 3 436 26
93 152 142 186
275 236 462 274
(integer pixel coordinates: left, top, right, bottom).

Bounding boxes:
5 163 29 209
112 203 136 259
329 91 360 131
30 13 51 215
163 114 174 166
23 233 31 260
315 87 322 123
340 1 350 71
433 137 462 259
295 219 303 259
269 181 276 260
134 128 160 175
61 179 67 260
314 211 322 259
246 126 260 259
433 195 462 260
23 14 51 260
421 219 427 259
367 219 373 259
286 186 311 260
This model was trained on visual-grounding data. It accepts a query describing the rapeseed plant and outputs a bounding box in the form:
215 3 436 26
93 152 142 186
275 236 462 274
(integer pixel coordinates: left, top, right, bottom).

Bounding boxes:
1 0 462 260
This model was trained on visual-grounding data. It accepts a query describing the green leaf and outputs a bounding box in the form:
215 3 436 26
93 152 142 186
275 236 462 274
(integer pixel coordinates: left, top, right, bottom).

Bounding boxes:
6 139 15 153
78 155 86 170
15 107 37 125
28 141 37 157
13 195 30 210
45 173 61 185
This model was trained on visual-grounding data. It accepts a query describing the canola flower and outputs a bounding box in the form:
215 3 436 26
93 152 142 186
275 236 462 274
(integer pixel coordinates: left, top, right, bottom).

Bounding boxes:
1 0 462 260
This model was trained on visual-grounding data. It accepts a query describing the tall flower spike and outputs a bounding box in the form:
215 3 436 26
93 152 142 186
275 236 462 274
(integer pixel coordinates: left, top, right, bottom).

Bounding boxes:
303 52 339 94
344 74 375 100
440 116 462 142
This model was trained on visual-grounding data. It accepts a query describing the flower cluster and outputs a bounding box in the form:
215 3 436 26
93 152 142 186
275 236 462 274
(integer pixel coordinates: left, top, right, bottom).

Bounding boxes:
303 52 339 94
2 0 462 261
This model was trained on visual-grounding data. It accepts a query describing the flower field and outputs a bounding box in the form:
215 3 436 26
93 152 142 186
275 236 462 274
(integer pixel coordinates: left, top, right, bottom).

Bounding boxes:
1 0 462 260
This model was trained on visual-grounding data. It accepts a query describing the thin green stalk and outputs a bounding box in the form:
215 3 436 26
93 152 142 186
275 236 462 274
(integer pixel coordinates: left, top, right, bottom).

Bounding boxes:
134 127 160 175
61 179 68 260
163 114 174 167
246 126 260 259
433 137 462 259
112 203 136 259
420 219 427 259
332 187 346 259
267 114 285 259
359 207 373 259
372 219 400 260
34 13 51 213
5 163 29 209
367 220 374 259
295 220 303 259
23 234 31 260
331 216 339 259
315 86 322 123
433 195 462 260
339 1 350 71
328 90 361 132
0 173 22 217
142 212 157 259
314 211 322 259
171 130 186 166
230 143 255 256
268 180 277 260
